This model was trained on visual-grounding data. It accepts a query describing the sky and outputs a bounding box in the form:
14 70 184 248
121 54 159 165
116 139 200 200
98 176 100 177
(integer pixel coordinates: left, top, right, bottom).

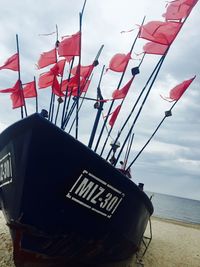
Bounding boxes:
0 0 199 200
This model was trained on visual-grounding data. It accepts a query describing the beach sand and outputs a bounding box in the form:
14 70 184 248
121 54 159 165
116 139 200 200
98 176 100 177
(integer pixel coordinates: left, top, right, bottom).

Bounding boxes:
0 211 200 267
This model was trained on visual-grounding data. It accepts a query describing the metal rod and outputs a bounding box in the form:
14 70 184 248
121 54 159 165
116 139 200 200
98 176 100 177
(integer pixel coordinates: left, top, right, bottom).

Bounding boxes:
125 101 177 170
114 55 166 166
16 34 27 118
88 65 105 149
94 16 146 153
105 56 164 162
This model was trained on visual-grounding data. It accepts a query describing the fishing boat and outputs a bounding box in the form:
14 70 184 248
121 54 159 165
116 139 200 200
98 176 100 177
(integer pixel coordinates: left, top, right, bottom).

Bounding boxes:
0 112 153 266
0 0 198 266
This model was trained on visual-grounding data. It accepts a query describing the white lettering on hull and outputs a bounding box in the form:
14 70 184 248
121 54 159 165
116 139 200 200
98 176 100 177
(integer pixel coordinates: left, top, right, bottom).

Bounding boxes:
0 153 13 188
66 170 125 218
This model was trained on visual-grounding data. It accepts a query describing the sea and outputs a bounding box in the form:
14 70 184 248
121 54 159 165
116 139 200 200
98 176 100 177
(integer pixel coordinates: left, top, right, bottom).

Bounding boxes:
145 191 200 225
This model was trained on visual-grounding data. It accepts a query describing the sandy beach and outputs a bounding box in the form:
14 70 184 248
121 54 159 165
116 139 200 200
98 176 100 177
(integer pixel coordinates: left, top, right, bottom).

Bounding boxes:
0 211 200 267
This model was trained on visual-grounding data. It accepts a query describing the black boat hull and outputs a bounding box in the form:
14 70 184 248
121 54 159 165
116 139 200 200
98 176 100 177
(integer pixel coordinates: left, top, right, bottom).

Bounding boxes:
0 114 153 266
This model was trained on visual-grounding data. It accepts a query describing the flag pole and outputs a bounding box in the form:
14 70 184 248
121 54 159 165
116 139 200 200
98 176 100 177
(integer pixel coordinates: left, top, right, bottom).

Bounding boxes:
94 16 146 153
34 76 38 113
54 59 67 125
105 55 164 161
111 9 194 166
123 132 135 170
62 44 104 131
105 12 193 163
61 57 75 128
99 75 135 157
16 34 27 118
99 53 146 157
125 102 177 171
88 65 105 149
113 55 166 166
48 24 59 122
75 0 87 139
75 12 83 139
68 74 94 134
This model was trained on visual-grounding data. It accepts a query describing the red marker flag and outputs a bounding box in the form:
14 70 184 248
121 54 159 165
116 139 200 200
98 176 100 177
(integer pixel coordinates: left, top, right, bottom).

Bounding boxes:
58 31 81 57
52 77 64 97
0 80 21 93
139 21 182 45
63 55 74 63
71 64 94 78
82 79 91 93
163 0 198 21
23 81 37 98
50 59 66 76
163 76 196 101
38 72 54 89
0 80 24 109
67 78 86 97
0 53 19 71
112 77 134 99
37 48 57 69
143 42 169 55
11 90 25 109
107 53 132 72
109 105 122 127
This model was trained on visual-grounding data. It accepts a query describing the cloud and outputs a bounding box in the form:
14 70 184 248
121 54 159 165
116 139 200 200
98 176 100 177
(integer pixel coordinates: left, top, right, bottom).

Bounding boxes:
0 0 199 200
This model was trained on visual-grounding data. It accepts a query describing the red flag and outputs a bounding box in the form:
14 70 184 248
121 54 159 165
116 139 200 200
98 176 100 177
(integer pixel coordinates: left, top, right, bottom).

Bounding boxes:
139 21 182 45
107 53 132 72
58 31 81 57
52 77 64 97
67 78 86 97
143 42 169 55
11 90 25 109
163 0 198 21
71 64 94 78
61 76 90 94
38 72 54 89
50 59 66 76
37 48 57 69
163 76 196 101
63 55 74 63
61 79 68 92
0 80 21 93
0 80 24 109
82 79 91 93
109 105 122 127
112 77 134 99
23 81 37 98
65 73 81 88
0 53 19 71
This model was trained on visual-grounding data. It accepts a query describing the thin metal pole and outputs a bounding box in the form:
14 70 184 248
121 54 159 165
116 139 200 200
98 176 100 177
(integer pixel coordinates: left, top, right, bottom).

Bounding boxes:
48 24 59 122
114 55 165 166
34 76 38 113
94 16 146 153
62 45 104 131
16 34 27 118
88 65 105 149
61 57 75 128
126 102 177 170
105 56 164 161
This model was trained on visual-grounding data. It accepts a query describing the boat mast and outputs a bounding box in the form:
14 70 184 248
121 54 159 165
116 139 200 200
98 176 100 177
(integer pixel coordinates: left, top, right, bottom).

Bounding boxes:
94 16 146 153
88 65 105 149
125 102 178 170
61 44 104 131
75 0 87 139
16 34 28 118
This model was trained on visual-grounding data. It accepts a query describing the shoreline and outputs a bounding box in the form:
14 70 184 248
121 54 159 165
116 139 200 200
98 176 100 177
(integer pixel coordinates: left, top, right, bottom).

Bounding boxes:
152 215 200 229
0 211 200 266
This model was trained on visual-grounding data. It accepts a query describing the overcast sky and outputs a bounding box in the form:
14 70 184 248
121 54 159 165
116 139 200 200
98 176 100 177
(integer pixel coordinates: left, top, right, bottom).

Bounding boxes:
0 0 199 200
